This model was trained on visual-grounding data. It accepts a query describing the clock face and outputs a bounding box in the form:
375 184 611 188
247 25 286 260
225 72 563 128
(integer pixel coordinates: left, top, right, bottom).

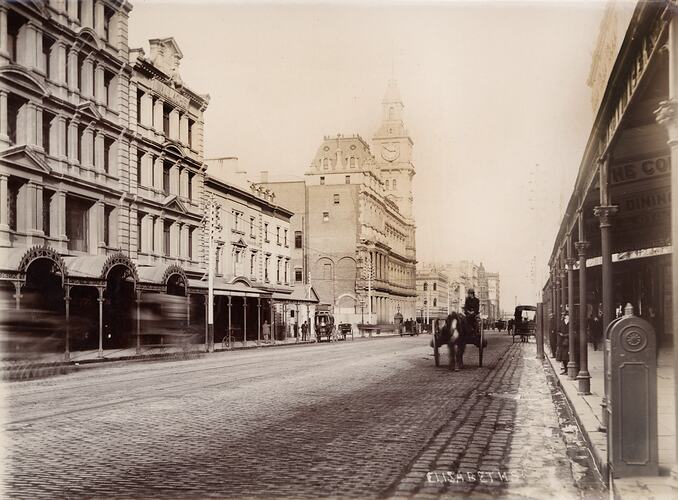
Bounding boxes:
381 142 400 162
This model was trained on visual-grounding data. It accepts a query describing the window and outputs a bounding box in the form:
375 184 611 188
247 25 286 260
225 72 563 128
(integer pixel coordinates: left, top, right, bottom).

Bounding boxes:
163 165 170 194
7 178 21 231
136 154 142 185
103 137 114 173
393 179 397 189
187 172 194 200
323 263 331 279
233 211 241 232
103 70 115 108
136 89 143 124
264 222 269 241
284 261 288 283
433 298 437 307
276 260 281 283
284 229 288 246
423 282 428 291
276 226 280 245
333 194 339 204
250 216 255 237
43 190 53 237
433 283 437 291
7 11 26 64
7 93 27 146
162 102 171 136
295 268 303 283
265 257 270 281
163 220 171 256
294 230 302 249
345 175 350 184
350 157 356 168
188 118 195 148
42 34 55 78
322 158 329 169
386 180 390 190
42 110 55 155
103 6 114 43
322 211 329 222
136 212 143 251
188 227 193 259
104 205 113 246
66 196 91 252
320 176 325 185
250 253 256 275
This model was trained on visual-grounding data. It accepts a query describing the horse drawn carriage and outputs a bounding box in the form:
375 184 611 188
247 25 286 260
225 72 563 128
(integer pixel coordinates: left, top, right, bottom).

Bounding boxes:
314 310 335 342
512 305 537 343
431 312 486 370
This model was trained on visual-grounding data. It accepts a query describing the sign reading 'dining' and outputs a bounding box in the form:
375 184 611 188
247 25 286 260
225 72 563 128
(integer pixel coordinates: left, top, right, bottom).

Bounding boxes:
610 155 671 186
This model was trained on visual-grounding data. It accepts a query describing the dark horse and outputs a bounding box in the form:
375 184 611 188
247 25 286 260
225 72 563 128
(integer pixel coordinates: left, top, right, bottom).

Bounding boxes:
432 312 476 371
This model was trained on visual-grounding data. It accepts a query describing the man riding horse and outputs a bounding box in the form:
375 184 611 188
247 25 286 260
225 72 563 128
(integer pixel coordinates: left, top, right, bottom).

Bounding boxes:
463 288 481 343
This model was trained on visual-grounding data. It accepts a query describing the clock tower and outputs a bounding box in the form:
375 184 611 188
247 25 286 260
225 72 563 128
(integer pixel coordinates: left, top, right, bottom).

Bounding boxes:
373 79 415 220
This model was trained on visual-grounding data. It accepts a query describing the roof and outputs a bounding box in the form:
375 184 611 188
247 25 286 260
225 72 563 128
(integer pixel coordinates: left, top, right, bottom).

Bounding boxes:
271 284 319 303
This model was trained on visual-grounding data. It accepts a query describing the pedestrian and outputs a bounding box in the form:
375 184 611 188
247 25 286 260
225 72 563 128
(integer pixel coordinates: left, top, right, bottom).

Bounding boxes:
262 320 271 343
556 312 569 374
548 312 557 358
589 306 603 351
301 320 308 341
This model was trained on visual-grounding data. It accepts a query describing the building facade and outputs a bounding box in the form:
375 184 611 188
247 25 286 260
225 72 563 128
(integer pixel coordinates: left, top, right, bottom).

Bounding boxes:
0 0 313 358
415 266 450 326
259 81 417 324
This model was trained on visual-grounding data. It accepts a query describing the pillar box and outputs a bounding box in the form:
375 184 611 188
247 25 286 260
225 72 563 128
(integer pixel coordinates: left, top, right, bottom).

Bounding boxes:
606 303 658 478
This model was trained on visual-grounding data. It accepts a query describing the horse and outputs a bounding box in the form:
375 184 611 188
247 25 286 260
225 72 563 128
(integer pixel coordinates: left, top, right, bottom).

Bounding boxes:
432 312 476 371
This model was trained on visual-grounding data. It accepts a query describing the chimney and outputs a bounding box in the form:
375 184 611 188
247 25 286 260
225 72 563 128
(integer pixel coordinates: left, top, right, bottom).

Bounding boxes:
260 170 269 184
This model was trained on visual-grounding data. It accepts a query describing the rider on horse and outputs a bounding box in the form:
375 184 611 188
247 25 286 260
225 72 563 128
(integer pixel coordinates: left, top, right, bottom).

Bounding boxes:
463 288 481 344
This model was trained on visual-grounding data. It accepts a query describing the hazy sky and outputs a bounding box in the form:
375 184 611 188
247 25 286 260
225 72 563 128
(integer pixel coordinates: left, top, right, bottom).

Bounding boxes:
128 0 613 310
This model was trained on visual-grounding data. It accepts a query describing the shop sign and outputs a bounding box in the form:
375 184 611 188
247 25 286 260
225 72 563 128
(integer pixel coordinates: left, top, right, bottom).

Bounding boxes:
610 155 671 186
150 79 190 109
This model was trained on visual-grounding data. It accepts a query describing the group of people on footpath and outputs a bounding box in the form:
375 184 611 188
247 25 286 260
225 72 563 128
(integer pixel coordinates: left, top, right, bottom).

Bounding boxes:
260 320 312 343
549 302 605 374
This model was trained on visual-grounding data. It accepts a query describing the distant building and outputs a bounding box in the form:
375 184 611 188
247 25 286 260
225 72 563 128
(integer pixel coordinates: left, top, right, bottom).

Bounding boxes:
420 260 501 322
415 266 449 327
259 81 417 324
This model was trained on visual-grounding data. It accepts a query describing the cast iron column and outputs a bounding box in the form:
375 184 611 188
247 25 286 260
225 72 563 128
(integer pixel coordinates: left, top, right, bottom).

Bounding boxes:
566 241 578 378
97 287 105 358
594 154 617 432
257 297 261 347
576 237 591 394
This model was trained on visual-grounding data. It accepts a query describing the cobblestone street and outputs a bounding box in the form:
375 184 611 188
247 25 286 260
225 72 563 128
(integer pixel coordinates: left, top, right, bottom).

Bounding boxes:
1 333 605 499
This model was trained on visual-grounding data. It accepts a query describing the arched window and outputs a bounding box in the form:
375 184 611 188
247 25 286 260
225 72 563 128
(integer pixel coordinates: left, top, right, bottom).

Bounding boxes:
423 282 428 291
386 180 390 190
323 158 329 169
350 156 356 168
392 179 397 189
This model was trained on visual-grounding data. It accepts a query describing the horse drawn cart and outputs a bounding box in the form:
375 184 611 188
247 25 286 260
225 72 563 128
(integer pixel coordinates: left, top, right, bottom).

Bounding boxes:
512 305 537 343
432 313 485 370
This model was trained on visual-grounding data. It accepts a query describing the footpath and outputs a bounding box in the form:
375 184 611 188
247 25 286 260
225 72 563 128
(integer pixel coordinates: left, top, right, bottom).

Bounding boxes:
2 330 402 381
545 345 678 499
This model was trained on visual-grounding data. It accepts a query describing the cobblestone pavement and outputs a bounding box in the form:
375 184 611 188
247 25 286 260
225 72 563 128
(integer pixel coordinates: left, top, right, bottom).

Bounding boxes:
387 343 607 500
1 333 605 499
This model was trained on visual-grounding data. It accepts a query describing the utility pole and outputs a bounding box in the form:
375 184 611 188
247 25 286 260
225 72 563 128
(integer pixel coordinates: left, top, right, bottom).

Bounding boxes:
202 193 221 353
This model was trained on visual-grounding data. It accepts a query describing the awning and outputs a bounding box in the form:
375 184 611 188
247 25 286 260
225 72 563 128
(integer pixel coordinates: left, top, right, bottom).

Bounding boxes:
187 278 268 297
62 252 139 282
137 262 187 286
271 284 319 304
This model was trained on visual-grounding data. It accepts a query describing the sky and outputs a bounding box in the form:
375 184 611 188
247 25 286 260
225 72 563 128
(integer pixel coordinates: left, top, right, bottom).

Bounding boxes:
128 0 617 311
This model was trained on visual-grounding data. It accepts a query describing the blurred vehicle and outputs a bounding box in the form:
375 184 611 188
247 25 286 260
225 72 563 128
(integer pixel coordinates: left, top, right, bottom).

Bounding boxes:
495 319 507 331
512 305 537 343
314 311 335 342
337 323 352 340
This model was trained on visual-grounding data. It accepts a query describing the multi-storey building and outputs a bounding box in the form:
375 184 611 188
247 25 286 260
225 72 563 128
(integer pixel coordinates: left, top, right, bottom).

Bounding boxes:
0 1 223 357
203 158 316 343
259 81 417 324
415 266 449 326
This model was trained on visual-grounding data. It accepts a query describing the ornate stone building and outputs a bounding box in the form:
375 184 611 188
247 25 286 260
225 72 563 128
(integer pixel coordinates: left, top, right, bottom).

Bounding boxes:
415 266 449 327
260 80 417 324
0 0 217 358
